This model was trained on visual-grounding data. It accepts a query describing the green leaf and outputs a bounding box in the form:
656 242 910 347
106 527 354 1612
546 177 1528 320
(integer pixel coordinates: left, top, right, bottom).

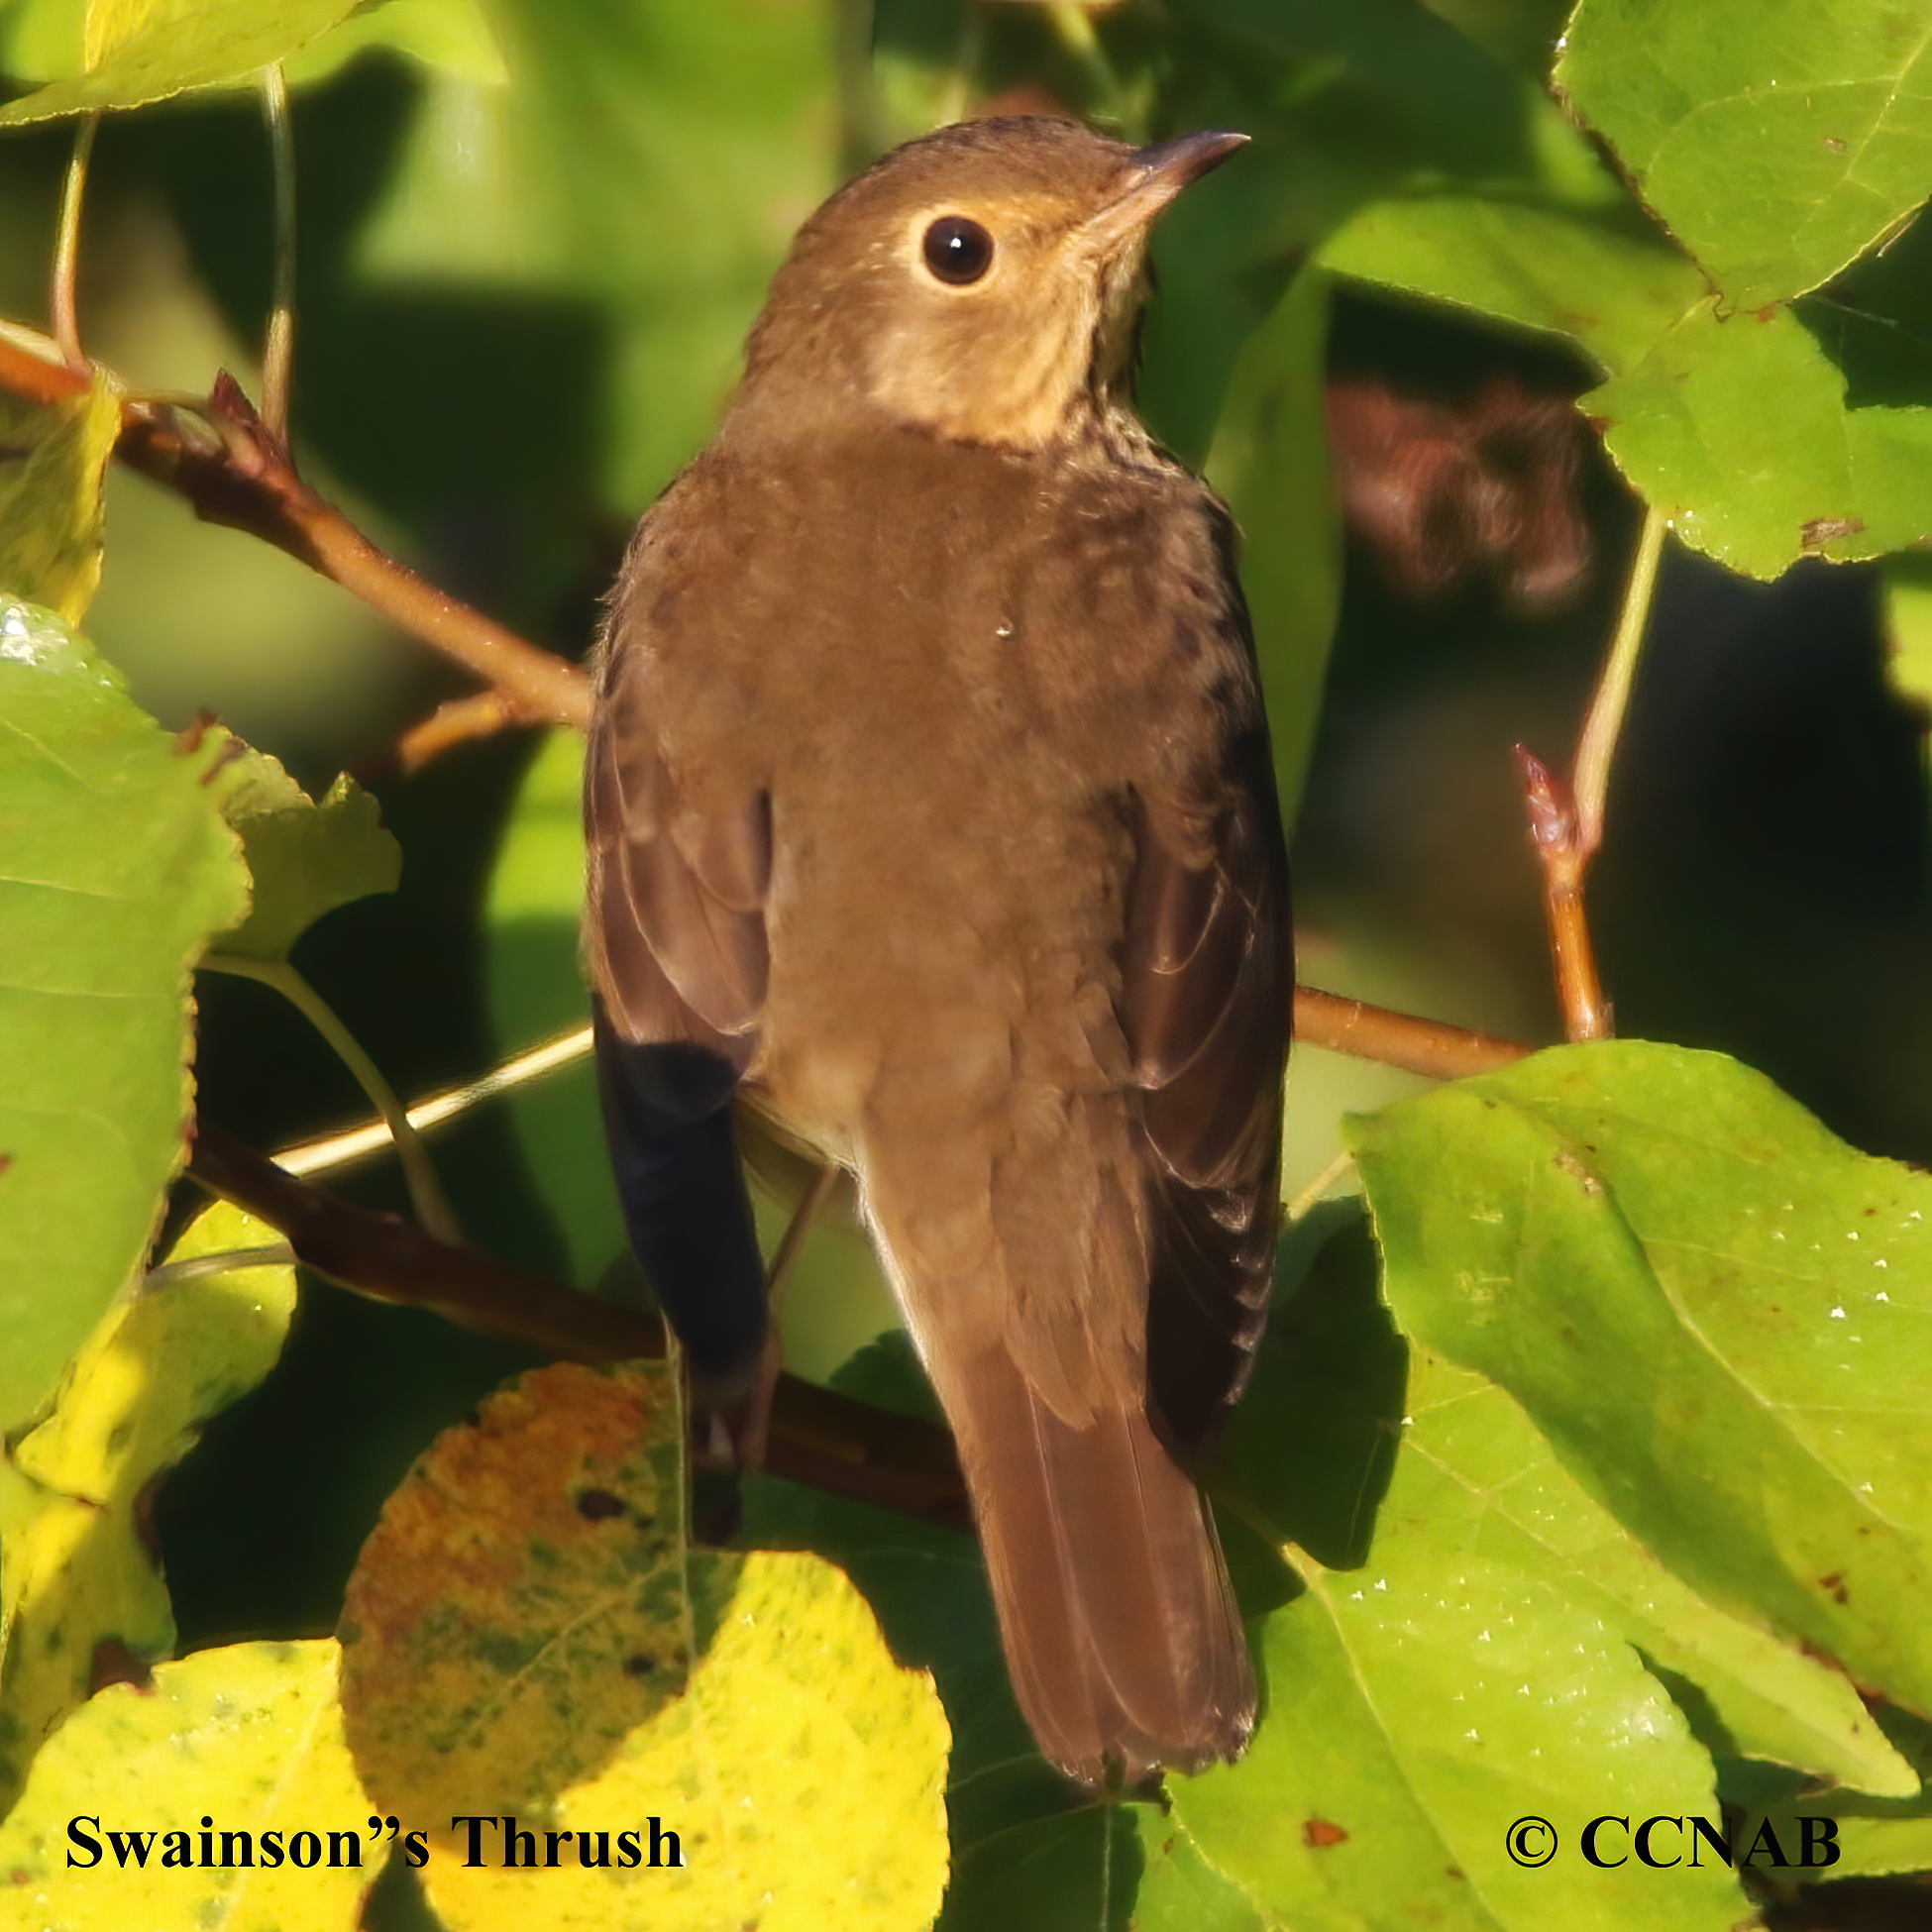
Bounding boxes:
1398 1348 1918 1797
1735 1707 1932 1880
0 0 83 81
1320 194 1705 376
0 370 121 626
1175 0 1569 184
340 1358 950 1930
1348 1042 1932 1725
0 0 365 125
1134 1822 1276 1930
944 1805 1139 1932
1175 1542 1749 1929
0 1201 296 1817
0 599 248 1437
203 737 400 963
1588 299 1932 578
1556 0 1932 311
1224 1204 1916 1798
0 1638 370 1926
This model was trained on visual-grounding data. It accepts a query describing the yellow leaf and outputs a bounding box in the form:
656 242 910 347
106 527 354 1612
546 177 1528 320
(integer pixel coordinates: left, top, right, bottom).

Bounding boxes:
0 1638 373 1930
341 1360 951 1930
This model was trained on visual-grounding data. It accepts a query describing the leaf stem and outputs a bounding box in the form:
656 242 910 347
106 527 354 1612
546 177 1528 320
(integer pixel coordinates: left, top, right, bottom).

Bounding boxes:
1572 504 1666 859
51 114 97 368
260 62 295 440
1285 1148 1357 1224
144 1242 295 1291
765 1162 840 1309
202 952 464 1243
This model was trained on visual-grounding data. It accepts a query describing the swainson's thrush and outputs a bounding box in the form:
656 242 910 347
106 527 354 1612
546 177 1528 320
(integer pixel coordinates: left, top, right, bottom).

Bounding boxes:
585 115 1290 1782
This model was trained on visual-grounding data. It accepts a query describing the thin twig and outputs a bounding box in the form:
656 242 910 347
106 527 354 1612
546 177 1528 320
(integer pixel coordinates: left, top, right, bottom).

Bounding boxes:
185 1121 969 1526
391 690 527 774
202 952 464 1243
144 1242 296 1290
1293 985 1530 1078
51 115 97 368
277 1021 594 1179
260 62 295 440
276 989 1524 1205
1515 745 1610 1040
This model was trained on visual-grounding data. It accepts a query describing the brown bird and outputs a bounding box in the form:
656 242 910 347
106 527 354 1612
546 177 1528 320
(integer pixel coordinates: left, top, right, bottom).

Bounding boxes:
583 115 1290 1783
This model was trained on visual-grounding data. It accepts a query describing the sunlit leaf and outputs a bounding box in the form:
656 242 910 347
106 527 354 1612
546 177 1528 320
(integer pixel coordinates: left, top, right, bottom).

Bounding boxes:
281 0 506 88
1349 1042 1932 1723
1588 299 1932 578
0 1639 371 1928
0 0 363 124
1320 194 1704 376
1175 1540 1748 1929
1556 0 1932 311
1224 1205 1917 1799
0 599 248 1436
0 1202 296 1816
340 1359 949 1931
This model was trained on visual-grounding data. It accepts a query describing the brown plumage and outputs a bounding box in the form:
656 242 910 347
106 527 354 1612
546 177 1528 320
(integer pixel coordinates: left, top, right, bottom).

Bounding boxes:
584 115 1290 1783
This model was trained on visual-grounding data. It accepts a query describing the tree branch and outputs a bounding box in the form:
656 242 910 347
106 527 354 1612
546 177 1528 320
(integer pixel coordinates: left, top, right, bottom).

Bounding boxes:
186 1120 968 1529
0 340 590 728
1293 985 1530 1078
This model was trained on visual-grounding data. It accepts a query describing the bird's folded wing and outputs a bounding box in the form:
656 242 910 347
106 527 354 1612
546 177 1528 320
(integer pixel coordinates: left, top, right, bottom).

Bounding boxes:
1119 716 1290 1462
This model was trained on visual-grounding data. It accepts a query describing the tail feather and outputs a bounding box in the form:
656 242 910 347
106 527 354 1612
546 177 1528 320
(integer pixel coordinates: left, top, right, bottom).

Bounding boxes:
945 1343 1253 1782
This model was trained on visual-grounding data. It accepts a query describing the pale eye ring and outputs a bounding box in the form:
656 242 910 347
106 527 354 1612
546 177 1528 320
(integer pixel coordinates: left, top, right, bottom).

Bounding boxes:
921 215 995 286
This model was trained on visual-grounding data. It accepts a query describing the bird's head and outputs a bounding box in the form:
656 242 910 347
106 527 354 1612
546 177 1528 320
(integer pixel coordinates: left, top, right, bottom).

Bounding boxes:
735 116 1245 452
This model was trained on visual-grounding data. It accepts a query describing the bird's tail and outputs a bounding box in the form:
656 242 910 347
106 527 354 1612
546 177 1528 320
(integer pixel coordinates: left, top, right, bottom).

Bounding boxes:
939 1341 1254 1784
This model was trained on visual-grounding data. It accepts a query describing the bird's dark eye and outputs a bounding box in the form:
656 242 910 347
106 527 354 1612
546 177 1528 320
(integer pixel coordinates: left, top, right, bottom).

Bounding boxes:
921 215 995 286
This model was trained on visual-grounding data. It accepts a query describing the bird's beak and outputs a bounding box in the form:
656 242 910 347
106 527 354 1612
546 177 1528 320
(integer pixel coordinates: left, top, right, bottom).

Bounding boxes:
1085 130 1248 247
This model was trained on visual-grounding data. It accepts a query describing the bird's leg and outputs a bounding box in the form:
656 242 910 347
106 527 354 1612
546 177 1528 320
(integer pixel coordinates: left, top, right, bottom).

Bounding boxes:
764 1161 841 1312
691 1162 839 1472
